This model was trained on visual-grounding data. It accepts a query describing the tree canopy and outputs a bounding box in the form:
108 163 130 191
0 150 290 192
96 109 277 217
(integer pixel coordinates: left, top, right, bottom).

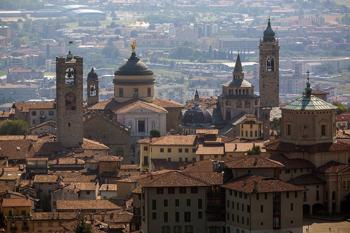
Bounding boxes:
0 120 28 135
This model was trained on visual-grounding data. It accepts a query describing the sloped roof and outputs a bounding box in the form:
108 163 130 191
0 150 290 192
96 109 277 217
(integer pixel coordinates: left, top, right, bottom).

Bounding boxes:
142 171 210 187
138 135 197 146
289 174 325 185
2 198 32 207
266 140 350 153
196 144 224 155
225 155 284 169
317 161 350 174
222 176 304 193
152 98 184 108
282 95 336 111
13 101 55 112
56 200 121 211
116 100 167 114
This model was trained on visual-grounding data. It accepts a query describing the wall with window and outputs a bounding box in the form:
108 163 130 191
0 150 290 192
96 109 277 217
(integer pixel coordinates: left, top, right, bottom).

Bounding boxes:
29 109 56 127
114 75 154 103
142 186 208 233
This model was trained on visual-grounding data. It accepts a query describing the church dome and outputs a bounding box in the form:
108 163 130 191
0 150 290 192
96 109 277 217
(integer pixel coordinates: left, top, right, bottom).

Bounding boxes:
114 51 153 76
87 68 98 80
183 106 212 126
263 18 276 42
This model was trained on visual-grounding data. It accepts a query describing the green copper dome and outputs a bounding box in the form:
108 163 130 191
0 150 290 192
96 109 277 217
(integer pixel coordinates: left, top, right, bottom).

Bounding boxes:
263 18 276 42
114 52 153 76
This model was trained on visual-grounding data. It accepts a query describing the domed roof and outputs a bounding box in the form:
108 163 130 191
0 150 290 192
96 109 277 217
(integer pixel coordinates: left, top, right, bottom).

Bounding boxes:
87 68 98 80
282 74 336 111
263 18 276 42
114 52 153 76
183 106 212 125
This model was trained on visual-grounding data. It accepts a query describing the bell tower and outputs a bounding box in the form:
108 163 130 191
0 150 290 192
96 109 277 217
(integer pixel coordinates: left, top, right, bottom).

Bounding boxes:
87 67 99 106
259 18 280 108
56 51 84 148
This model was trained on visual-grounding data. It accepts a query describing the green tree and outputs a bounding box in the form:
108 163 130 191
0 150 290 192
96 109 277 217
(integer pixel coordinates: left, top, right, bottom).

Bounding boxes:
75 219 92 233
150 129 161 137
0 120 28 135
333 102 348 115
247 145 261 155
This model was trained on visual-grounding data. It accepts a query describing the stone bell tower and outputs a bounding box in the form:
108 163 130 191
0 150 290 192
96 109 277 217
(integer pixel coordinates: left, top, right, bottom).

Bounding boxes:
87 67 99 106
259 18 280 108
56 51 84 148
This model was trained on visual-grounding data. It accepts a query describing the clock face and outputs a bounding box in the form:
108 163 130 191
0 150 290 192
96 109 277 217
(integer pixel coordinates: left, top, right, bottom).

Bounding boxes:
65 67 75 85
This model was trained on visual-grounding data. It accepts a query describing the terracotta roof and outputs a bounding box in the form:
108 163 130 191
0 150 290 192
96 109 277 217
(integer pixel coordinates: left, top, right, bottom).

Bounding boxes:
266 140 350 153
138 135 197 146
152 98 184 108
13 101 55 112
289 174 325 185
56 200 121 211
196 144 224 155
100 184 117 191
88 98 116 110
33 174 59 183
0 136 37 160
143 171 210 187
68 182 96 191
185 172 223 185
317 161 350 174
1 198 32 207
95 155 122 162
225 155 284 169
82 138 110 150
0 111 12 119
222 176 304 193
269 154 315 169
151 159 189 171
225 142 266 153
32 212 77 220
196 129 219 135
182 160 216 172
116 100 167 114
336 113 350 122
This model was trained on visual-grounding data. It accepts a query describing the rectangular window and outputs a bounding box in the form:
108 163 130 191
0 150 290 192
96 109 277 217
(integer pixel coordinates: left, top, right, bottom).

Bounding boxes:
321 125 326 136
185 148 189 153
144 146 148 151
164 212 168 223
152 200 157 210
133 88 139 97
160 148 164 153
175 212 180 222
290 203 294 211
198 199 202 209
164 199 168 207
247 205 250 213
191 187 198 193
260 205 264 213
148 87 152 97
168 187 175 194
143 156 149 166
286 192 289 198
138 120 145 133
187 199 191 207
192 148 196 153
178 148 183 153
180 187 186 194
157 188 163 194
119 88 124 97
168 148 172 153
184 212 191 222
175 199 179 207
198 211 202 219
152 212 157 219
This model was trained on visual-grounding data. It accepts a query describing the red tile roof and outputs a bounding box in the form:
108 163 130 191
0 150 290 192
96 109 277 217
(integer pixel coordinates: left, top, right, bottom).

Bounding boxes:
139 135 197 146
152 98 184 108
56 200 121 211
269 154 315 169
316 161 350 174
142 171 210 187
225 155 284 169
222 176 304 193
13 101 55 112
266 140 350 153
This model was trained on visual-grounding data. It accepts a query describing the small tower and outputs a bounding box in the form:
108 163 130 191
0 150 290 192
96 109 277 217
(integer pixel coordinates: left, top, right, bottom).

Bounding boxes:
87 67 99 106
259 18 280 108
56 50 84 148
232 53 244 82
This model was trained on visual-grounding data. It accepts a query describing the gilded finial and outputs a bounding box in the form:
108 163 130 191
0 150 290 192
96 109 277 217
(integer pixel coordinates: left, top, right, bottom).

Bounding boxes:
131 40 136 53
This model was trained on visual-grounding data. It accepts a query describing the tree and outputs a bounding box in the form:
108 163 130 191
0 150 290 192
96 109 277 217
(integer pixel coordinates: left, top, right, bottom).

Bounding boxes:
75 219 92 233
150 129 161 137
333 102 348 115
247 145 261 155
0 120 28 135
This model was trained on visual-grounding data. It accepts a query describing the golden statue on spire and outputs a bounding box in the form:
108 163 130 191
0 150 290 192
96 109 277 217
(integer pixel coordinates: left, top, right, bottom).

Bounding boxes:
131 40 136 53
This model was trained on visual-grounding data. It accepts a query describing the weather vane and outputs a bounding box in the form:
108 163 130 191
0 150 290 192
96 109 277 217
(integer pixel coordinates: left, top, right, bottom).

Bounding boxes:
131 40 136 53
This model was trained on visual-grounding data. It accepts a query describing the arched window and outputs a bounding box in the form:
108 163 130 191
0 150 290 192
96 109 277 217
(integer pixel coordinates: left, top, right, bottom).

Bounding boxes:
89 84 96 96
266 57 274 72
65 67 75 85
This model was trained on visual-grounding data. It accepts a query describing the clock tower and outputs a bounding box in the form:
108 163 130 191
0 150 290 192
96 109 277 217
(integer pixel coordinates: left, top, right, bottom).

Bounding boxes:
259 18 280 108
56 51 84 148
